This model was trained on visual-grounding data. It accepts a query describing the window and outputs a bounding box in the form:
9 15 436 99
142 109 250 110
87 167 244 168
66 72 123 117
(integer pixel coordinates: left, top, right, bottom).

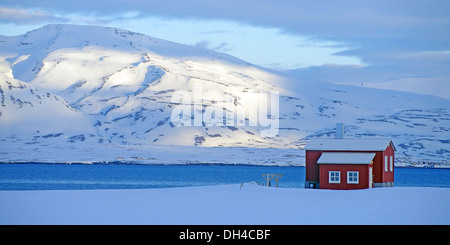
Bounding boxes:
385 156 388 172
390 156 393 171
347 171 359 184
329 171 340 183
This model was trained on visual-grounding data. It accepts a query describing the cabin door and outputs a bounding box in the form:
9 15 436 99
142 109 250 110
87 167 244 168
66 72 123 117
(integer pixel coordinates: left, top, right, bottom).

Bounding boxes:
369 167 373 188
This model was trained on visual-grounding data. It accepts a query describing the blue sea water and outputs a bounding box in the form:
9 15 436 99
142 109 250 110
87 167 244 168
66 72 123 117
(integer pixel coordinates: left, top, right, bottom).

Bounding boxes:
0 163 449 190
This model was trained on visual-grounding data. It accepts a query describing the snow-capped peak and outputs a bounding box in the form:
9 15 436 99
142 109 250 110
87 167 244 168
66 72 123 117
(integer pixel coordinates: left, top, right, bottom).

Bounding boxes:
0 24 449 164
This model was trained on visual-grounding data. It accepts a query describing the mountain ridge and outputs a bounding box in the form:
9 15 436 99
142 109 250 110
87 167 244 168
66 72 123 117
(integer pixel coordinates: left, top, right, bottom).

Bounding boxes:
0 24 449 164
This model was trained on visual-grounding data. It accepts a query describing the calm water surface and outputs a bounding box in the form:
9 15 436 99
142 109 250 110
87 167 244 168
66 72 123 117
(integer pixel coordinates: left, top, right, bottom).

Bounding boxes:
0 163 449 190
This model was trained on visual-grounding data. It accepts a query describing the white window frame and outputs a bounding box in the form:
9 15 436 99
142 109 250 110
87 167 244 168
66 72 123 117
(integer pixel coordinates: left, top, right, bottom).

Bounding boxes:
390 156 393 171
347 171 359 184
328 171 340 184
385 156 388 172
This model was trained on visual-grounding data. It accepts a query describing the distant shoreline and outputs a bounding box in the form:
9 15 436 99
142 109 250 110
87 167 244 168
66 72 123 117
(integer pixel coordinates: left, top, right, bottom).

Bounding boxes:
0 161 449 168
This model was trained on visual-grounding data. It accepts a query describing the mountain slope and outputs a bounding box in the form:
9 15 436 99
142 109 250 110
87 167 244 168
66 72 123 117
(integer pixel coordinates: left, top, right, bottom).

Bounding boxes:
0 59 92 137
0 24 449 164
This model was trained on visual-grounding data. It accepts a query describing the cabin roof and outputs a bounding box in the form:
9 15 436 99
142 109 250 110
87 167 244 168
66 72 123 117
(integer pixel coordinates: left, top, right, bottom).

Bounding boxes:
304 138 396 152
317 152 376 165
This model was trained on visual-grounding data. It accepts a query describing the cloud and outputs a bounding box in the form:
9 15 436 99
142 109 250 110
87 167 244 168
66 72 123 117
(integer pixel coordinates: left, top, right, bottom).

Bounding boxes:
1 0 449 81
193 40 208 48
3 1 449 50
0 7 60 24
0 4 141 26
194 40 233 53
213 42 233 52
2 1 449 43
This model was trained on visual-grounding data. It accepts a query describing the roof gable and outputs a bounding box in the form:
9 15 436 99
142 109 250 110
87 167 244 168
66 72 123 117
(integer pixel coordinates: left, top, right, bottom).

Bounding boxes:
304 138 396 152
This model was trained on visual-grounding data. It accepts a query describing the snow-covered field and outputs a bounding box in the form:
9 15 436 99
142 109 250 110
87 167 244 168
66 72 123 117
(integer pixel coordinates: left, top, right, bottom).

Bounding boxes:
1 24 449 228
1 184 449 225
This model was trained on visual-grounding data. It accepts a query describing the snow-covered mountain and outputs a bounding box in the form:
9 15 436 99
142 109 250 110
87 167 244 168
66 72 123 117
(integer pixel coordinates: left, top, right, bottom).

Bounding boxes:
0 24 449 165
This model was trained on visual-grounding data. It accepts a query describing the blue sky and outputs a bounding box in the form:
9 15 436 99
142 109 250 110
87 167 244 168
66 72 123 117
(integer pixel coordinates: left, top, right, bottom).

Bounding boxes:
1 0 449 87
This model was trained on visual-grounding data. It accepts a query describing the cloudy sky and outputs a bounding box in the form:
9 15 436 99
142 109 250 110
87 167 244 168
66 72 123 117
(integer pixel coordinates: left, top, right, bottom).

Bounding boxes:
0 0 449 96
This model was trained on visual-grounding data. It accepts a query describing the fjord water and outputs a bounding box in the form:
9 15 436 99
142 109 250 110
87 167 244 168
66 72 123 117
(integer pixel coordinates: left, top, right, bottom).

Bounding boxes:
0 163 449 190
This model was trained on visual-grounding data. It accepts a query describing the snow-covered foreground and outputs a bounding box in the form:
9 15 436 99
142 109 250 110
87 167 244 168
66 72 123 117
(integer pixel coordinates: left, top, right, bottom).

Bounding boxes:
1 184 449 225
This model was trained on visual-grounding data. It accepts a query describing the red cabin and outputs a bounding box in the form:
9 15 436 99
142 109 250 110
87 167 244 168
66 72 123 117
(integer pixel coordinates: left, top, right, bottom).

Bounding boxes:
304 125 396 190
